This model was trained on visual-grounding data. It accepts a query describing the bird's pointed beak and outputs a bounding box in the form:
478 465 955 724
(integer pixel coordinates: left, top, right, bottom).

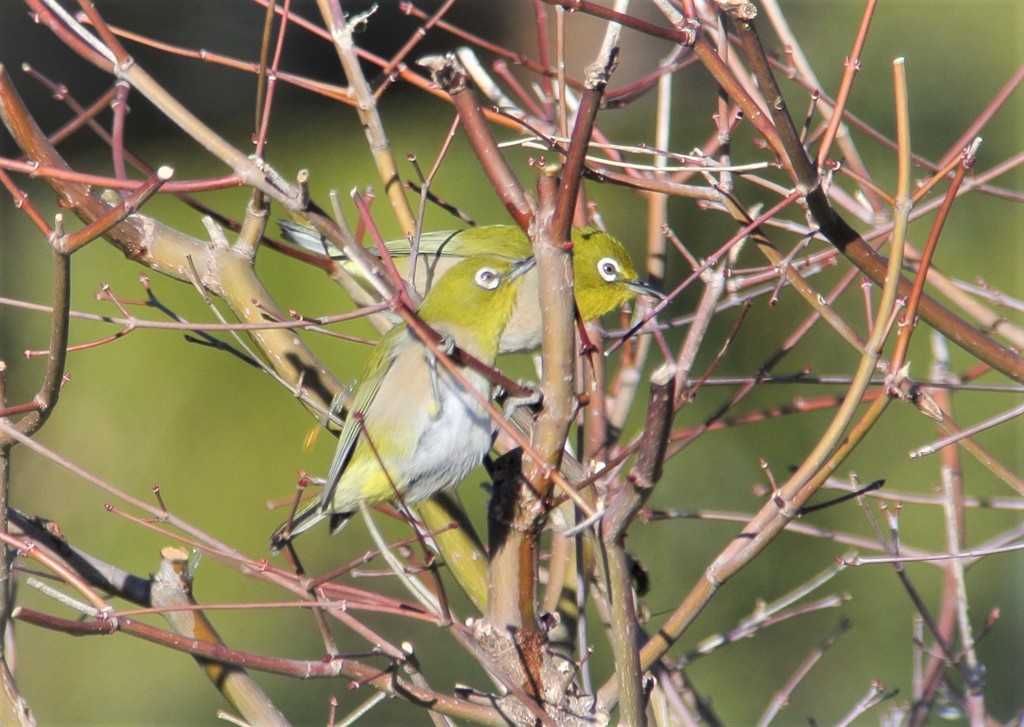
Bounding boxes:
625 278 666 300
508 256 538 280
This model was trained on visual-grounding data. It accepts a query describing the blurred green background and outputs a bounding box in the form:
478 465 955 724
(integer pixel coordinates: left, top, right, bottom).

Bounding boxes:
1 1 1022 724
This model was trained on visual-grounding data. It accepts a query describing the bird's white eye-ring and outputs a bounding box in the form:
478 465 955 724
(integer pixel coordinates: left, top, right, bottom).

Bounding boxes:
475 266 501 290
597 257 621 282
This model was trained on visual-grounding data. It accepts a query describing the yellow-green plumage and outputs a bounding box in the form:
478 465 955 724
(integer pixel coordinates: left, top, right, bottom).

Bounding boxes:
278 222 662 353
272 255 528 543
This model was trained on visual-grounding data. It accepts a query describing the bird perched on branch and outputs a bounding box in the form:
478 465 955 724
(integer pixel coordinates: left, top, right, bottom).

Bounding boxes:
278 221 663 353
272 254 533 545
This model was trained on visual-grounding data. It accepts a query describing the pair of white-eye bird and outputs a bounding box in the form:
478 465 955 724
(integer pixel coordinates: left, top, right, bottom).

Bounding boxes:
271 222 662 546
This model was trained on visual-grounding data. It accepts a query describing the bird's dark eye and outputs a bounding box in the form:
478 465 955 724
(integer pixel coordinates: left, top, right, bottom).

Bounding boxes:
598 257 621 282
475 266 501 290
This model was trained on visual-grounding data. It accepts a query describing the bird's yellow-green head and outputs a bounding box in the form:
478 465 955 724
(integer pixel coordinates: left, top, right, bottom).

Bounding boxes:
416 254 535 360
568 227 663 321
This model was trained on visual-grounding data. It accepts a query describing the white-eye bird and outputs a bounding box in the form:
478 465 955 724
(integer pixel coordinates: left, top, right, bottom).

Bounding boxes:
272 255 532 544
278 221 663 353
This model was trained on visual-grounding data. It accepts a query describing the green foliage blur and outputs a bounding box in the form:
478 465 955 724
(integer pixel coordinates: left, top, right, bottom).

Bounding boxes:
1 1 1022 724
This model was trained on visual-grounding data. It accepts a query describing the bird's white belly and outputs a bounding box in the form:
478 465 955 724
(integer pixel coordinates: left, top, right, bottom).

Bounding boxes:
404 370 493 502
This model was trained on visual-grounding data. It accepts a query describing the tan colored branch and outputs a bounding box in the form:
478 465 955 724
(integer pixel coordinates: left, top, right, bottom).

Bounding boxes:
316 0 416 234
152 548 290 727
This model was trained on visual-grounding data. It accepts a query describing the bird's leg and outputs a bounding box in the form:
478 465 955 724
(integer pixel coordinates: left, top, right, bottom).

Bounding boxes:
498 381 542 417
435 333 457 356
425 349 446 420
427 334 459 418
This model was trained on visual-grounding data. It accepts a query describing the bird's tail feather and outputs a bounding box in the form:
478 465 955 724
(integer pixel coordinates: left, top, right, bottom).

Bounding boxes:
270 499 323 551
270 500 354 552
277 220 344 259
328 512 354 535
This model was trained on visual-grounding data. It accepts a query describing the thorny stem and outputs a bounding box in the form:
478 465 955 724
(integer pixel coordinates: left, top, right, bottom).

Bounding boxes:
811 0 878 172
598 365 674 719
420 53 534 229
0 370 32 726
890 140 979 374
755 619 852 727
0 250 70 444
61 166 173 253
